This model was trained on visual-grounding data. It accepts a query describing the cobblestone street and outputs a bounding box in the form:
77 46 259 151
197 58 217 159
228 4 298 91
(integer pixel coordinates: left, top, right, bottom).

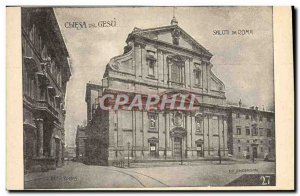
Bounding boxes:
25 160 275 189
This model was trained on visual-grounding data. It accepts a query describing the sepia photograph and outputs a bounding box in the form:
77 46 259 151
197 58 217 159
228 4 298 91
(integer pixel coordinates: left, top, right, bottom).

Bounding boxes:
19 6 278 189
4 5 295 191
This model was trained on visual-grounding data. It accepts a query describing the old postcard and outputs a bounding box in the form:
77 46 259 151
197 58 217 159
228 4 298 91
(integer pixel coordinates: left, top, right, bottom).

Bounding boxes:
6 6 294 190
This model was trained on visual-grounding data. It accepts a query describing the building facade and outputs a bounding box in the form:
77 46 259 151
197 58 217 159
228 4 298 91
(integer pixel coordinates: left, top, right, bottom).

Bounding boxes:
227 104 275 160
84 18 230 165
75 125 87 162
22 8 72 172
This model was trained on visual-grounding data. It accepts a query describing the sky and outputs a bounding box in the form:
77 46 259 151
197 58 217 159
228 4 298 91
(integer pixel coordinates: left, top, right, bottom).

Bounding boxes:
54 7 274 147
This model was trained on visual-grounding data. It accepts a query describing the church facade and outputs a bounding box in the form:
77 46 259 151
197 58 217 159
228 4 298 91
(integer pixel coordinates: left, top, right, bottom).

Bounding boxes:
84 18 231 165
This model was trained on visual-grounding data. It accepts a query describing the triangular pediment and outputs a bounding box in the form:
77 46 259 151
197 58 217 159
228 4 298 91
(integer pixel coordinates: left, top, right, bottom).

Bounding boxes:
131 25 212 57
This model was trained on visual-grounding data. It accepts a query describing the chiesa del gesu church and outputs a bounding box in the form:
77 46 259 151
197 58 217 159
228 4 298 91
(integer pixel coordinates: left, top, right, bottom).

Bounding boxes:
82 17 275 165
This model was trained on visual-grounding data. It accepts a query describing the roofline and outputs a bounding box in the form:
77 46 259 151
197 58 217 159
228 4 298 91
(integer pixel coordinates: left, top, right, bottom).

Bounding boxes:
52 8 69 57
129 24 213 57
227 105 275 114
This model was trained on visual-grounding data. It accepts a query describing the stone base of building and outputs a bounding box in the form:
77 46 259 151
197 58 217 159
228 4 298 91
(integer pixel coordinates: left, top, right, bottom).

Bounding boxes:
25 157 63 173
102 148 229 166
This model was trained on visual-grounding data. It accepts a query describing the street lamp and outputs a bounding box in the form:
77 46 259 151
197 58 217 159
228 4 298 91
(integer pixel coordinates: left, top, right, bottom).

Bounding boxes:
127 142 130 167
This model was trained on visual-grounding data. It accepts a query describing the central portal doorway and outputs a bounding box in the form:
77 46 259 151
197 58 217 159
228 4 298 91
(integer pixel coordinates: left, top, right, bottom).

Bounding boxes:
174 137 182 157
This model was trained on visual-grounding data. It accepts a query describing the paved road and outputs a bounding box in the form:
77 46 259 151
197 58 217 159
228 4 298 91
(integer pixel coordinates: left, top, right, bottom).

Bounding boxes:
25 161 275 189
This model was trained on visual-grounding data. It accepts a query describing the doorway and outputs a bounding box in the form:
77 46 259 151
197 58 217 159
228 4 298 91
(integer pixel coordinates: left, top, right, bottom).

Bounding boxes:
55 138 60 166
174 137 182 157
253 147 258 158
150 143 157 158
197 143 203 157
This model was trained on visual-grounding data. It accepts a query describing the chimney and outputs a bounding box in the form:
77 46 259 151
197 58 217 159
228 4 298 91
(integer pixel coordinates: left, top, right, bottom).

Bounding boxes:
238 99 242 107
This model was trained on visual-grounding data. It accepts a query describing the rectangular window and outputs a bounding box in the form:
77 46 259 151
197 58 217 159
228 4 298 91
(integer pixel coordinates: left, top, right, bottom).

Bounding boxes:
236 113 240 118
147 58 155 77
246 128 250 135
194 69 202 86
252 128 258 136
238 147 241 152
259 128 264 136
245 115 249 119
171 61 184 83
24 71 35 98
236 127 241 135
49 94 55 107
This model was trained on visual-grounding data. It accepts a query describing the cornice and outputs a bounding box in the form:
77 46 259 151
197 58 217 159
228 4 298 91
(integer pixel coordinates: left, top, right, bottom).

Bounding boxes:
128 34 212 60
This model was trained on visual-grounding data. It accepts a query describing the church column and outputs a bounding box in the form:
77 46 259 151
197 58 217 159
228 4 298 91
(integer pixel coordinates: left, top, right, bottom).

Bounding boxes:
166 112 171 157
157 50 163 85
35 118 44 157
205 63 209 92
207 63 212 91
131 110 136 157
116 110 119 148
218 115 221 158
190 113 193 155
133 43 137 78
167 57 171 87
164 112 167 159
207 114 210 155
131 110 134 157
140 44 146 79
185 112 188 157
134 43 142 78
157 111 160 157
141 110 144 157
222 115 226 156
189 58 192 89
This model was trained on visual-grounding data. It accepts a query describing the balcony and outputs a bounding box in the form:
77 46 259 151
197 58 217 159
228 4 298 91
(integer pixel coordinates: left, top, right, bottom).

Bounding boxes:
36 71 50 87
34 100 59 120
24 57 38 74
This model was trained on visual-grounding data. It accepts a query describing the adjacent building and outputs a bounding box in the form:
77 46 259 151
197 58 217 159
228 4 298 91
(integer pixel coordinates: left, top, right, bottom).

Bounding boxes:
227 104 275 160
22 8 72 172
